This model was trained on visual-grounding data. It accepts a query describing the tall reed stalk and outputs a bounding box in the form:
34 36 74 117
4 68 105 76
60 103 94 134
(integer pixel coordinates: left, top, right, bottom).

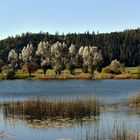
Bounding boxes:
3 96 100 120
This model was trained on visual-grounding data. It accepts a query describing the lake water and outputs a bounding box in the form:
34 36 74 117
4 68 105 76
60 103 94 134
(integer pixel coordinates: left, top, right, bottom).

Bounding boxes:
0 79 140 140
1 109 140 140
0 79 140 103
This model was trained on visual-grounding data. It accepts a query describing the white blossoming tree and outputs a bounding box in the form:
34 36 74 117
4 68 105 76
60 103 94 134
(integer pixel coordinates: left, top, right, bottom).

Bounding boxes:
21 44 38 76
8 49 18 62
36 41 51 75
8 49 18 68
110 59 122 68
21 44 34 62
51 41 65 75
1 49 18 79
66 44 77 74
78 46 84 56
81 46 103 74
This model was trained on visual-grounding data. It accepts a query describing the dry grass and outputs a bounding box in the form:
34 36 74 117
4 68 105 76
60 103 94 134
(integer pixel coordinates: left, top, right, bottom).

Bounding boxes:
114 74 140 79
3 96 100 121
34 74 56 80
128 93 140 107
74 73 93 79
12 68 140 80
35 73 93 80
85 124 140 140
94 73 140 80
94 73 114 79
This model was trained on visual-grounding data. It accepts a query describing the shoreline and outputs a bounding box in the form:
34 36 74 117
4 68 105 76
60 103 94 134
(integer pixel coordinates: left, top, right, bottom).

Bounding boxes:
13 73 140 80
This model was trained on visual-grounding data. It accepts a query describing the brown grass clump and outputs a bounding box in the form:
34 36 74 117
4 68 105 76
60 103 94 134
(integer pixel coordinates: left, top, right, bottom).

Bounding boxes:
114 74 140 79
74 73 93 79
94 73 114 79
128 93 140 107
35 73 93 80
3 96 100 121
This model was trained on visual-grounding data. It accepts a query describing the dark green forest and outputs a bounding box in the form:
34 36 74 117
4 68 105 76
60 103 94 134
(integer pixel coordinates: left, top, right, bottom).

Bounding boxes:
0 28 140 67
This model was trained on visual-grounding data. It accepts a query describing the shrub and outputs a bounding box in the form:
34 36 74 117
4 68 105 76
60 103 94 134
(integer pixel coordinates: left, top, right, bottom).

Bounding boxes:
66 62 75 75
102 66 122 74
110 59 122 68
54 64 62 75
82 64 88 73
1 65 15 79
22 62 39 76
0 59 4 73
102 59 125 74
88 65 94 74
41 59 51 75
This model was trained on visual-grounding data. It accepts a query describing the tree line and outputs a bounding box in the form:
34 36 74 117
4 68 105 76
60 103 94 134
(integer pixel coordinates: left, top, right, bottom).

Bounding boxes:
6 42 102 76
0 28 140 68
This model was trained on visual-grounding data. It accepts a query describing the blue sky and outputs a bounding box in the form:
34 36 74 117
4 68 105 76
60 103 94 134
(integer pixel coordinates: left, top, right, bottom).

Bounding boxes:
0 0 139 39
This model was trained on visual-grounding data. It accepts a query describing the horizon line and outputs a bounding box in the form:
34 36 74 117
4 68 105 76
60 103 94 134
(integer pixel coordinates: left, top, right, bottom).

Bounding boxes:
0 27 140 41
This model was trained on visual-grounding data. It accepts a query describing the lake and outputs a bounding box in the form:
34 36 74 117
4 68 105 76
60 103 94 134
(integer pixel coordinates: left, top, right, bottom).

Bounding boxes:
0 79 140 103
0 79 140 140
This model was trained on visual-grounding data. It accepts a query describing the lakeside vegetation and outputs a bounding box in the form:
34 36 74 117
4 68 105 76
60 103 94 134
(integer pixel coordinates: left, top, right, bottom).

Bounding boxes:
0 66 139 80
0 29 140 139
0 28 140 67
2 94 140 139
3 92 140 124
0 29 139 80
3 96 100 121
129 93 140 107
85 125 140 140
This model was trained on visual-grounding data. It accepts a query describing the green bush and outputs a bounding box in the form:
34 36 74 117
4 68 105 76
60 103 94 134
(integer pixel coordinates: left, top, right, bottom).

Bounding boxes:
0 66 16 79
66 62 75 74
102 66 122 74
82 65 88 73
88 66 94 74
54 64 62 75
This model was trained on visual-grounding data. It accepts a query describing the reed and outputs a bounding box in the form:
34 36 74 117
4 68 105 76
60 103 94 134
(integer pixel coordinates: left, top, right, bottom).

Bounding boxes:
128 93 140 107
3 96 100 121
85 123 140 140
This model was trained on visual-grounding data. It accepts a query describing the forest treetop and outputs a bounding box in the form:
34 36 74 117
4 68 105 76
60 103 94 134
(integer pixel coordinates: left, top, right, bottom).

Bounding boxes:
0 28 140 67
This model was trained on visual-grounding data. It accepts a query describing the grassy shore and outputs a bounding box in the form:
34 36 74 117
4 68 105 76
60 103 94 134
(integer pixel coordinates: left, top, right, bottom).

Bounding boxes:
1 67 140 80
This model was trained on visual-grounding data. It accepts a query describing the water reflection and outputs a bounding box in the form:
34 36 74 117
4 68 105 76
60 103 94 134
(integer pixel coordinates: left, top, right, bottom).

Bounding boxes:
0 80 140 139
1 104 140 140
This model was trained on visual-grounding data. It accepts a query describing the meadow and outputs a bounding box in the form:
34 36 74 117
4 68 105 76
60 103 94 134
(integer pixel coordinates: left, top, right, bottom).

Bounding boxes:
12 67 140 80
